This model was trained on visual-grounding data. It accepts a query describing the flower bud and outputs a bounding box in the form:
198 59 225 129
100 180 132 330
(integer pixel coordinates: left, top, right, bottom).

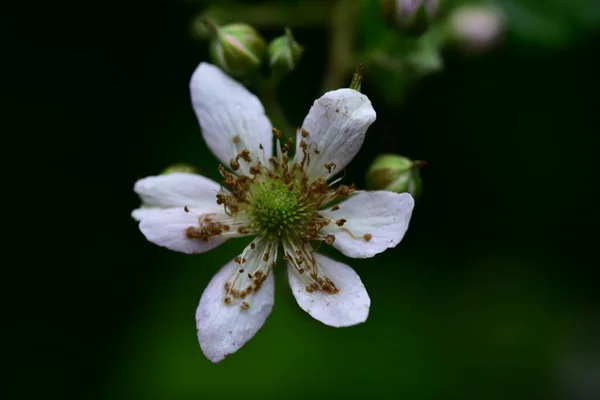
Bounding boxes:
449 5 504 52
382 0 439 35
161 163 198 175
268 27 304 73
366 154 424 197
206 22 266 76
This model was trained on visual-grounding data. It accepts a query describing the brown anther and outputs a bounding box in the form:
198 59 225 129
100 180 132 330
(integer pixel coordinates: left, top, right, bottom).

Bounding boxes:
325 162 337 173
288 184 295 192
301 128 310 138
240 302 250 311
331 205 340 211
335 184 355 198
238 268 244 273
234 256 242 264
224 296 232 305
263 253 269 262
232 135 241 144
335 219 346 227
249 166 261 175
239 149 251 162
229 159 240 171
259 143 264 150
250 242 256 249
363 233 372 241
184 206 190 212
324 234 336 245
237 226 250 234
222 224 231 232
282 255 290 261
272 128 282 138
241 258 247 264
218 165 233 179
305 285 314 293
185 226 208 242
298 268 305 274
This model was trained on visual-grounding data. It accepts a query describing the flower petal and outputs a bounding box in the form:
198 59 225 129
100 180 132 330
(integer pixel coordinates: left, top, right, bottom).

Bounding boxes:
138 207 226 254
196 253 275 363
190 62 273 168
133 172 222 215
287 253 370 327
321 191 414 258
297 88 376 181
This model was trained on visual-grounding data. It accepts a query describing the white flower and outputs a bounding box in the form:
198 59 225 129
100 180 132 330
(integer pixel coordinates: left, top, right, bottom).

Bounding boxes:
132 62 415 363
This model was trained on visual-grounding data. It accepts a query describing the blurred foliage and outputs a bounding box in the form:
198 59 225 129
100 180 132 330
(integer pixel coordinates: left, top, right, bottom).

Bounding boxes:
493 0 600 47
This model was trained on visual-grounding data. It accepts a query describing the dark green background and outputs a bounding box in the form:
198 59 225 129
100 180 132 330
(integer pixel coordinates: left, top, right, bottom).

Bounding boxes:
6 0 600 399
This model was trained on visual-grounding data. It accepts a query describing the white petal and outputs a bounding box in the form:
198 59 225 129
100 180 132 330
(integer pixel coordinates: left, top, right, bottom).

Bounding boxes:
297 88 376 181
196 254 275 363
190 62 273 168
133 172 222 212
287 253 370 328
138 207 226 254
320 191 414 258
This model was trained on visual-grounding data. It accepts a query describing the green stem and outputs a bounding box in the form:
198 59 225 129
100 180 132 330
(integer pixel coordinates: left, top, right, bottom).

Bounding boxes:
257 76 295 142
320 0 359 93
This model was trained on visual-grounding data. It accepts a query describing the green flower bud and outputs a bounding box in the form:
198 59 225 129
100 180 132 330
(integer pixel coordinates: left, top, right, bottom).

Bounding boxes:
382 0 439 36
366 154 424 198
206 21 266 77
161 163 198 175
268 27 304 73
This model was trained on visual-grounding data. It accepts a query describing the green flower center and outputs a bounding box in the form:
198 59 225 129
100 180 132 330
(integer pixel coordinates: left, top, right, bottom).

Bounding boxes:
250 180 305 238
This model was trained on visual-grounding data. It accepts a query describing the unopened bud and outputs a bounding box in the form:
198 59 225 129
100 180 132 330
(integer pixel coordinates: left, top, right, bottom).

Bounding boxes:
449 5 504 52
366 154 424 197
204 21 266 76
161 163 198 175
382 0 439 35
268 27 303 73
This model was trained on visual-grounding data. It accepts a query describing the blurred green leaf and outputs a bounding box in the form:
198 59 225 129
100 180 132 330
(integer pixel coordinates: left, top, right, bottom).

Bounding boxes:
492 0 600 47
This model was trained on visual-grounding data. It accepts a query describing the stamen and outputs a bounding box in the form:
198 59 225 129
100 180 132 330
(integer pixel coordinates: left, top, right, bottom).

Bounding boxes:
223 238 278 310
283 238 339 294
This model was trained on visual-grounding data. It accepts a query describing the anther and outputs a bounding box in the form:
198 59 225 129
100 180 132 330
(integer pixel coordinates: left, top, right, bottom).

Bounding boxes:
301 128 310 138
272 128 282 138
363 234 372 241
232 135 241 144
331 205 340 211
184 206 189 212
240 302 250 311
335 219 346 226
239 149 251 162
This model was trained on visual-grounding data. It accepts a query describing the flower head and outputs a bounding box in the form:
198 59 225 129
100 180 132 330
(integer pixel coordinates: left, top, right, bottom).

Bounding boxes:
132 63 415 363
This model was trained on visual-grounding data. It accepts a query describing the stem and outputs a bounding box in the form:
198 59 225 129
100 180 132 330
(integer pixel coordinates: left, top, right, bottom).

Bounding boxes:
320 0 359 93
257 77 295 142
